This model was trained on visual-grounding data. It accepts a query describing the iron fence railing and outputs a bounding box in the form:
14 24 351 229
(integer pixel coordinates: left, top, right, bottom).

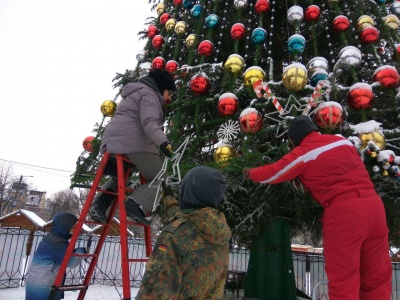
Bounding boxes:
1 227 399 299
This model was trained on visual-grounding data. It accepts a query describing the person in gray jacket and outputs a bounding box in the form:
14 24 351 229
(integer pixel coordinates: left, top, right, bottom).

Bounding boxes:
89 69 176 224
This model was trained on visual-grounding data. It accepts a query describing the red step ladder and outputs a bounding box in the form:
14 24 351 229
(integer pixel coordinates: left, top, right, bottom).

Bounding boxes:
49 152 152 300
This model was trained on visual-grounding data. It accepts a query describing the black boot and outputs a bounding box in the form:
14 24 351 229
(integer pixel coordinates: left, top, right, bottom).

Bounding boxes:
125 198 151 225
89 188 115 223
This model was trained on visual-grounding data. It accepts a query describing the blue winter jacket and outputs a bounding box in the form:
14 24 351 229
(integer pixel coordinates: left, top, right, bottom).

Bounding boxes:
25 212 85 300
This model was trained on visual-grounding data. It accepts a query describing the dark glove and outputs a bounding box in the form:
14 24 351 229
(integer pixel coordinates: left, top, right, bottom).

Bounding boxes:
243 168 252 180
161 180 173 198
160 141 174 158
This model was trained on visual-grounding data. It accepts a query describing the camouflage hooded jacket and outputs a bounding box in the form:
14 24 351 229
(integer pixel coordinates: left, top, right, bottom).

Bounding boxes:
136 196 232 299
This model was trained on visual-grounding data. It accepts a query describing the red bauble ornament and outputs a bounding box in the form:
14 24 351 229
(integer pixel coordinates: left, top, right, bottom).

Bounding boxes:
218 93 239 116
147 24 159 39
314 101 343 130
347 83 374 109
360 27 379 44
83 136 95 152
373 66 399 88
160 13 170 25
198 40 213 56
152 56 166 70
190 74 210 95
254 0 270 14
305 5 320 22
230 23 246 40
173 0 182 5
239 108 263 133
332 15 350 32
165 60 179 73
152 35 164 49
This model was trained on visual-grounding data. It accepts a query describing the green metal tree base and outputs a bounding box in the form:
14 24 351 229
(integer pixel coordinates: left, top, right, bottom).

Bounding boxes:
244 218 297 300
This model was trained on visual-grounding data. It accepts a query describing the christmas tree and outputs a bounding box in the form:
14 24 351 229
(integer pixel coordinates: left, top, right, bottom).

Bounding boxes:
72 0 400 248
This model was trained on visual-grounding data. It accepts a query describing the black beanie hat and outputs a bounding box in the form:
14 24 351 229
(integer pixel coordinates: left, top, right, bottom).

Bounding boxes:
148 69 176 95
288 115 319 147
179 166 226 210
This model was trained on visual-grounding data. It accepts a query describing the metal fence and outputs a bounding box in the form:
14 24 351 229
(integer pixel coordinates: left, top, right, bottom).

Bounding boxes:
1 227 399 299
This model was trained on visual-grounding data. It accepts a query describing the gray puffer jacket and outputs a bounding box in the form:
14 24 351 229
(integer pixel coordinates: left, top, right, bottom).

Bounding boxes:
101 77 168 155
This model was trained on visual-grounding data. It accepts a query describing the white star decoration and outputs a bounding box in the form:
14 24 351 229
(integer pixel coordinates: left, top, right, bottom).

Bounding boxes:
217 120 241 143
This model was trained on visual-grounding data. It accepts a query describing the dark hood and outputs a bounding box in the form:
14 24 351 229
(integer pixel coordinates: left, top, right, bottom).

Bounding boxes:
51 212 78 239
288 115 318 147
137 76 161 94
180 166 226 210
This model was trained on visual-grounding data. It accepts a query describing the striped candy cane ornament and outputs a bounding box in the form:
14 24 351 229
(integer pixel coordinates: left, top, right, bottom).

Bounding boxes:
253 80 286 115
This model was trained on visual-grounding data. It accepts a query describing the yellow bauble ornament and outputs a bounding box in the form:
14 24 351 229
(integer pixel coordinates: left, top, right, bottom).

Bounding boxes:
175 21 187 35
100 100 117 117
224 54 245 76
165 19 177 32
357 15 374 30
385 14 400 29
156 3 165 16
282 63 307 92
214 144 236 166
360 131 386 150
185 34 197 48
243 66 265 87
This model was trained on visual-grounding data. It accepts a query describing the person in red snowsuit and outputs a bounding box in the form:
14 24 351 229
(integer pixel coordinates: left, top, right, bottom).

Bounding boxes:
245 115 392 300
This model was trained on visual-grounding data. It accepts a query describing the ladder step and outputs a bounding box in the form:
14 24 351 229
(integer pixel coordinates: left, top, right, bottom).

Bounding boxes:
56 285 88 292
128 258 149 263
71 253 97 258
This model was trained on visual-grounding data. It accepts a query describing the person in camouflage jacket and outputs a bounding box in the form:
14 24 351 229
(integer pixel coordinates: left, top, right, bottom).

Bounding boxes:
136 166 232 300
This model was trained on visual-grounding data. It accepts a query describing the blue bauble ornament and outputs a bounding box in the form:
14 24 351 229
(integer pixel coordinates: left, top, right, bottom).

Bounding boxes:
288 34 305 54
251 27 267 44
376 0 386 3
310 71 328 86
205 14 219 29
183 0 195 9
191 5 203 18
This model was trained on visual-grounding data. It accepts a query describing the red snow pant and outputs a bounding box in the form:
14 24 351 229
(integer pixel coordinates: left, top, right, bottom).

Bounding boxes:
322 189 392 300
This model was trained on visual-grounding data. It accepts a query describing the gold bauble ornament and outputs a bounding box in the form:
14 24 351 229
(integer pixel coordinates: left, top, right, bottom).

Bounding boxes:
175 21 187 35
185 34 197 48
243 66 265 87
385 14 400 30
357 15 374 30
156 3 165 16
224 54 245 76
282 63 307 92
214 144 236 167
100 100 117 117
165 18 177 32
360 131 386 150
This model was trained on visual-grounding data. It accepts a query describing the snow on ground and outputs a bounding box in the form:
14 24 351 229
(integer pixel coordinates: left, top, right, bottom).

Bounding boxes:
0 285 139 300
0 285 243 299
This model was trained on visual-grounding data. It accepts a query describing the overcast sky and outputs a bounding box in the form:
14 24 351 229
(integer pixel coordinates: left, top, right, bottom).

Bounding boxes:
0 0 153 197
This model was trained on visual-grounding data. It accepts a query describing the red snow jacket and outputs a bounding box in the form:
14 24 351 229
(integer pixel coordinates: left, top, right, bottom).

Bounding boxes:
249 131 376 207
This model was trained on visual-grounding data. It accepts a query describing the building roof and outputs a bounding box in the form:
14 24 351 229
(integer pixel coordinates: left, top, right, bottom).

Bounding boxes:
0 209 47 229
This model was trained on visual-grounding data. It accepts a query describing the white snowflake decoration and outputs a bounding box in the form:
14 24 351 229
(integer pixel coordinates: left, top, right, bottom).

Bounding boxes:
217 120 240 143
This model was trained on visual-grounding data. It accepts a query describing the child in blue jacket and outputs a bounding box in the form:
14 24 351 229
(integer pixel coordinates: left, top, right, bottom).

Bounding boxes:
25 212 85 300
